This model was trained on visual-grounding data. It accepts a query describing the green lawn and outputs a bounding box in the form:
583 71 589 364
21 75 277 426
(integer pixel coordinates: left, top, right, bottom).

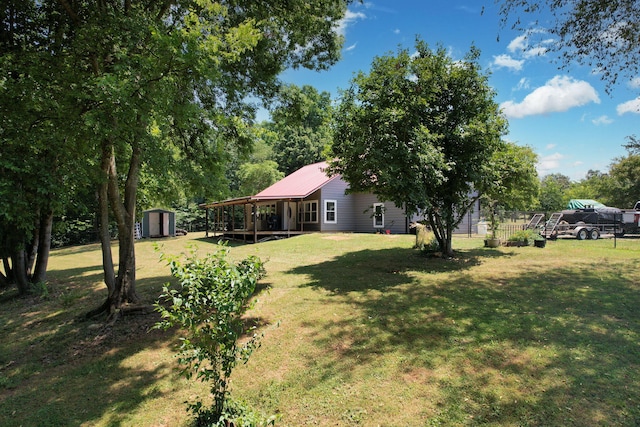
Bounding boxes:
1 233 640 426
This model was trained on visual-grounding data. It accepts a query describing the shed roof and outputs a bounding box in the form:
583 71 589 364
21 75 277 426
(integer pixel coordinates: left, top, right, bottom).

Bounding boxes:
253 161 338 200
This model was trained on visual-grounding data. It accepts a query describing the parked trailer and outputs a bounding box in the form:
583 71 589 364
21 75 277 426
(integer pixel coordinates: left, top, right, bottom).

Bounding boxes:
544 201 640 240
551 219 617 240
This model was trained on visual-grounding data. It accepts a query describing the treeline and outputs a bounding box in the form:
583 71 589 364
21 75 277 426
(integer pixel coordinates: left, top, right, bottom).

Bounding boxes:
43 83 333 247
537 138 640 213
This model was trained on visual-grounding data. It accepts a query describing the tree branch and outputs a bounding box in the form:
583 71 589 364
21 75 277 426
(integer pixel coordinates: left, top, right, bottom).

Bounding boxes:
56 0 81 25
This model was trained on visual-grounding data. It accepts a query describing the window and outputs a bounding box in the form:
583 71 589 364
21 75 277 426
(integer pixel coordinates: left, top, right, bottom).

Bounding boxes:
324 200 337 224
299 200 318 223
373 203 384 228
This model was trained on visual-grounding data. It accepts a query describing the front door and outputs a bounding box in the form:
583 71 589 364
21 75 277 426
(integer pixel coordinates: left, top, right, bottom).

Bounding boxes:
282 202 297 231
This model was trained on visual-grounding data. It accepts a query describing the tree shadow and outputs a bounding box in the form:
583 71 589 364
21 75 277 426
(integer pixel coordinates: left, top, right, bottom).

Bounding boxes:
286 247 640 425
0 265 195 427
0 301 179 426
290 246 509 294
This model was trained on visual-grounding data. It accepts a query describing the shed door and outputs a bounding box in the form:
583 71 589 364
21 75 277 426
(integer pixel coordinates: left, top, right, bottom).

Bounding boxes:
149 212 160 236
161 213 169 236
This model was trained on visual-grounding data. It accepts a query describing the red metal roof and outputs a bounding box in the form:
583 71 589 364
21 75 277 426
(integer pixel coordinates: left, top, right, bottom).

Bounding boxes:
253 161 338 200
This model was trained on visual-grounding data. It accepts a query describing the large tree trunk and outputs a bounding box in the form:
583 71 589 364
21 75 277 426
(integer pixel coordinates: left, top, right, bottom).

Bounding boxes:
0 271 7 289
1 257 13 287
31 209 53 284
11 250 31 295
428 213 454 258
87 141 119 319
89 138 142 322
25 212 40 278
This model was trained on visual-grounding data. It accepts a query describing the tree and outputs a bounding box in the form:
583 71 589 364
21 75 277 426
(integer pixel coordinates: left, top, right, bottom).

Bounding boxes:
238 161 284 196
498 0 640 90
330 40 509 257
7 1 350 321
606 150 640 208
566 169 611 205
481 142 539 236
270 84 334 175
537 173 572 213
0 1 87 294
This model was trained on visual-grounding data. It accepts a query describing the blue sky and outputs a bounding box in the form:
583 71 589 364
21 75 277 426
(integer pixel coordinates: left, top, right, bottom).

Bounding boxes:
269 1 640 181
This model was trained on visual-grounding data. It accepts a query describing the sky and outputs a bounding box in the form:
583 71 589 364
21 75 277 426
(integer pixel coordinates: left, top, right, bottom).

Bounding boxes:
266 1 640 181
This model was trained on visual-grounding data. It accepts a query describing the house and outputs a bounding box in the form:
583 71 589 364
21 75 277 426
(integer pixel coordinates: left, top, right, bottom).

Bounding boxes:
200 161 480 242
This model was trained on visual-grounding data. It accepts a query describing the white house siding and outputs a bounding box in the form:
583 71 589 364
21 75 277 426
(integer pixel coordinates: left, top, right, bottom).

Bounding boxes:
352 193 408 234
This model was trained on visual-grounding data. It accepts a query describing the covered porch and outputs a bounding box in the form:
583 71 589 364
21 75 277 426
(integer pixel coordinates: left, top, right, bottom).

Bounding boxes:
199 196 315 243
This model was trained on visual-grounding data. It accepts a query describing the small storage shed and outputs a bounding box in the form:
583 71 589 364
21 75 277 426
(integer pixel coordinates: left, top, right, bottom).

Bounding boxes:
142 209 176 238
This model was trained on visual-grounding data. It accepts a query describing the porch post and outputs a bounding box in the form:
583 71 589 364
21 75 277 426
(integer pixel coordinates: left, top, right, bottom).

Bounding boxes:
205 207 209 238
287 199 291 238
300 201 304 233
253 201 258 243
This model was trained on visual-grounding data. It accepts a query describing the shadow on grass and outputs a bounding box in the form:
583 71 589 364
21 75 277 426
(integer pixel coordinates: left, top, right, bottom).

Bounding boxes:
291 246 509 293
0 269 194 427
193 236 248 247
288 247 640 425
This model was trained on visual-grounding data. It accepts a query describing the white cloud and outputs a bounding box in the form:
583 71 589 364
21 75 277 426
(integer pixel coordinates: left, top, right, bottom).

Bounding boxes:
492 54 524 71
537 152 564 173
507 34 528 53
500 75 600 118
523 46 547 58
515 77 530 91
617 97 640 115
545 143 556 150
629 77 640 89
592 115 613 125
507 30 551 58
345 43 357 52
335 9 366 36
393 28 400 34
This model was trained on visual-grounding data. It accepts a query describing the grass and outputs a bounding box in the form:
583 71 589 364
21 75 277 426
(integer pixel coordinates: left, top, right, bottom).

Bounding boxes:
1 233 640 426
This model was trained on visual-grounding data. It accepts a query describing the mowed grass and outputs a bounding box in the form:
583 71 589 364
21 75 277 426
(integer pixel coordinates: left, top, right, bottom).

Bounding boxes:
1 233 640 426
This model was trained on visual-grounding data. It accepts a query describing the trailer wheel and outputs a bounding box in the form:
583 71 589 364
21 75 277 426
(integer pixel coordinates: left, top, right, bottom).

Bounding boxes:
588 229 600 240
576 228 588 240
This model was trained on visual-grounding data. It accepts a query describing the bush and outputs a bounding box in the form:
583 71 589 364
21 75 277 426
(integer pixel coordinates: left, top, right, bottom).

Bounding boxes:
507 229 540 246
155 243 270 425
413 223 441 255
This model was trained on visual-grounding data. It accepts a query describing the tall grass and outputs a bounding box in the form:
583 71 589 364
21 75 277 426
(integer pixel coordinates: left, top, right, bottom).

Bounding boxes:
1 233 639 426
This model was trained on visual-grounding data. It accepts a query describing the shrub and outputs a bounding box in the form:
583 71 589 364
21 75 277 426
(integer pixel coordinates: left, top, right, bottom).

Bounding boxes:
155 243 270 426
507 229 540 246
413 222 441 255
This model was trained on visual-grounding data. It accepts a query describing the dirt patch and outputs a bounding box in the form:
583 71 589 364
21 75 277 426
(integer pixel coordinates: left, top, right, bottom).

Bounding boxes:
68 310 168 362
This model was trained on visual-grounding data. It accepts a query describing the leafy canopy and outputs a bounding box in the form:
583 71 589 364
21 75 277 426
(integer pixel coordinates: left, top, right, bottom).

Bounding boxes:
497 0 640 90
330 39 509 255
269 84 334 176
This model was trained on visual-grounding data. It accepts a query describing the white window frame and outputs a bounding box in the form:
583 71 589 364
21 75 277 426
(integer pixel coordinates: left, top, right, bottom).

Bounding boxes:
299 200 318 224
324 200 337 224
373 203 385 228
